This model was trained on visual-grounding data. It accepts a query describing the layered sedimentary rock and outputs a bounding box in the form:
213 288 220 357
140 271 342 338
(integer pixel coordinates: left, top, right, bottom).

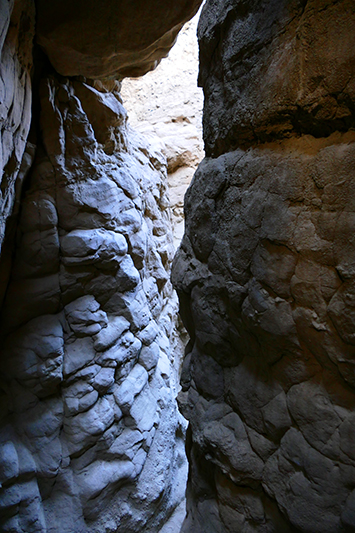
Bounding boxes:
172 1 355 531
0 76 188 532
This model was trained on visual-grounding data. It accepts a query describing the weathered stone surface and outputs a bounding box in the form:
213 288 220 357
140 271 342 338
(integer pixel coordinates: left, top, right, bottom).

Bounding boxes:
122 12 204 247
173 1 355 531
0 75 187 532
0 0 35 304
36 0 203 79
198 0 355 157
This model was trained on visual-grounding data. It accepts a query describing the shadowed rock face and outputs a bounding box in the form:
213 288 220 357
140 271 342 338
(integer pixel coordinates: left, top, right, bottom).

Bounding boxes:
0 0 35 302
36 0 203 79
199 0 355 156
172 0 355 531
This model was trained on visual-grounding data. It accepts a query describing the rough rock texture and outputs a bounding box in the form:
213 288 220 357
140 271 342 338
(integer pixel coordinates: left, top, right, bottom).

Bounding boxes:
172 1 355 532
199 0 355 157
0 77 187 532
0 0 35 276
36 0 203 79
121 11 204 247
0 2 205 530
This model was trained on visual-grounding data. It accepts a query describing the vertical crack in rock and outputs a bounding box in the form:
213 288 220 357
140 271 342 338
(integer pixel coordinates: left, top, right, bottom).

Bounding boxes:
121 10 204 249
172 0 355 532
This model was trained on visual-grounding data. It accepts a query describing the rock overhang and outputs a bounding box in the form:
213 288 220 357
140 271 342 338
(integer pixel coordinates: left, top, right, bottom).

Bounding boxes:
35 0 204 79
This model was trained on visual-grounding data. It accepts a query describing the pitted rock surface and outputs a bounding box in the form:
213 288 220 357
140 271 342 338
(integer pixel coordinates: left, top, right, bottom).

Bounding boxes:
172 0 355 531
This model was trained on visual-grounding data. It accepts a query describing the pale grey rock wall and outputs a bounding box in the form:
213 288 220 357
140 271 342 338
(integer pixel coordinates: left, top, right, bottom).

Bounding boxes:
0 1 206 531
0 76 186 532
0 0 35 299
172 0 355 532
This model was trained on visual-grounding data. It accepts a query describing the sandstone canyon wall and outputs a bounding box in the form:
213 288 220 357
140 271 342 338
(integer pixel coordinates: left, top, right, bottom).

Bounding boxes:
121 11 204 247
2 0 355 532
0 1 203 532
172 0 355 531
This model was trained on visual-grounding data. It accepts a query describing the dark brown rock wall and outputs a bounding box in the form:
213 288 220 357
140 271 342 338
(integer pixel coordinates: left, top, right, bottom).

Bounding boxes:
36 0 203 79
199 0 355 156
172 1 355 531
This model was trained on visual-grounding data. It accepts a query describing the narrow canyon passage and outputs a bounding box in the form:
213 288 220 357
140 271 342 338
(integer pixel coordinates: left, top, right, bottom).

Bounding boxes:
121 12 204 248
1 1 355 533
0 2 202 532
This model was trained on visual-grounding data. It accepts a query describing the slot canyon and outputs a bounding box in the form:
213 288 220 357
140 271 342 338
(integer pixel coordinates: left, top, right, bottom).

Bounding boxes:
0 1 355 532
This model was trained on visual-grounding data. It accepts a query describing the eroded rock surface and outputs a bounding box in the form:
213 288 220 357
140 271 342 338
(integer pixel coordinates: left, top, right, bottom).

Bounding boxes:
0 2 206 530
121 11 204 247
0 0 35 298
36 0 203 79
0 77 187 532
173 1 355 531
199 0 355 156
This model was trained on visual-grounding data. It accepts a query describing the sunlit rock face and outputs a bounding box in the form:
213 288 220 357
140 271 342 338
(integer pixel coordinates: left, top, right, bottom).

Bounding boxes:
36 0 203 79
0 75 188 532
172 1 355 531
121 11 204 247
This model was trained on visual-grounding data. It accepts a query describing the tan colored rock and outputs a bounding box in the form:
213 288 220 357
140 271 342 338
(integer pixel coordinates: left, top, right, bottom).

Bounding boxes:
36 0 203 79
121 12 204 247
